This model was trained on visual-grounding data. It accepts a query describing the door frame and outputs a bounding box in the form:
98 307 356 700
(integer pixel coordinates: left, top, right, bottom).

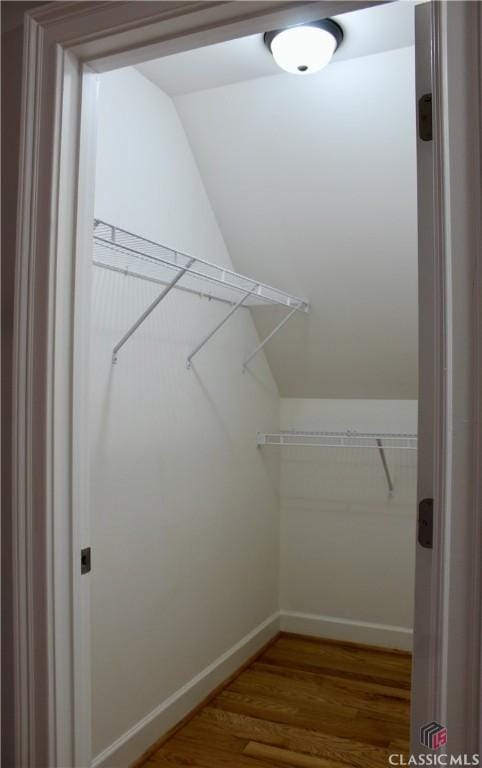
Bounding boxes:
411 2 482 758
11 1 482 766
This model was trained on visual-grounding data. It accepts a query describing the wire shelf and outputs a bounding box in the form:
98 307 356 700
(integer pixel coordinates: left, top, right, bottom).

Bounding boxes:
257 431 418 450
93 220 309 312
257 431 417 495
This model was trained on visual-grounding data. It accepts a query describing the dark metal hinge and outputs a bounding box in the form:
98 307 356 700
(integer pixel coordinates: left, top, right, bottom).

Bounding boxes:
81 547 91 574
418 498 434 548
418 93 433 141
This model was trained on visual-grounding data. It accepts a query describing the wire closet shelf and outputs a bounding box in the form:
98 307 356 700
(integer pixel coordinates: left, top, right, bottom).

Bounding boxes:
257 431 417 450
256 431 418 496
93 220 309 366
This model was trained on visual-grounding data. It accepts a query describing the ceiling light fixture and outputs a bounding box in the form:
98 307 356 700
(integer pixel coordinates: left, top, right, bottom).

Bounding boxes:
264 19 343 75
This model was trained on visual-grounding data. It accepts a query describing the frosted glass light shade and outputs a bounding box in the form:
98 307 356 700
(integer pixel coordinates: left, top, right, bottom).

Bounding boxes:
266 21 342 75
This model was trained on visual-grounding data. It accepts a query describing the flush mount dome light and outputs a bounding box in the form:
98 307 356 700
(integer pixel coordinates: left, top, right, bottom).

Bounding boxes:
264 19 343 75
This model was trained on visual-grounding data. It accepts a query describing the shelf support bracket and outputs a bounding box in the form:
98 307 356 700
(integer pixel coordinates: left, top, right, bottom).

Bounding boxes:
242 305 299 372
376 438 394 495
112 258 194 363
186 284 258 368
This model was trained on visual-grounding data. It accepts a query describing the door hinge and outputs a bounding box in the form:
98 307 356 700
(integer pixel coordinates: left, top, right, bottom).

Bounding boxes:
418 93 432 141
418 498 433 548
81 547 91 574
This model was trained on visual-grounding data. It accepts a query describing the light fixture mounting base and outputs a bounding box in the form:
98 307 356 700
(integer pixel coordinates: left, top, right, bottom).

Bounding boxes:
264 18 344 54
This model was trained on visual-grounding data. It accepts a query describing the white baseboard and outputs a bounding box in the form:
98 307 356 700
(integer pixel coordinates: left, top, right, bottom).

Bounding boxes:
91 612 281 768
92 609 411 767
280 610 413 651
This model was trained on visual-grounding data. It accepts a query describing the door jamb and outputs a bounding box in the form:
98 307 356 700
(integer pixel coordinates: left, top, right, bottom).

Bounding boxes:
11 1 482 765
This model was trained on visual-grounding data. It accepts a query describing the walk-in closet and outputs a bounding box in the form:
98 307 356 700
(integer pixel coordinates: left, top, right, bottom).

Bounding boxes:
88 2 419 765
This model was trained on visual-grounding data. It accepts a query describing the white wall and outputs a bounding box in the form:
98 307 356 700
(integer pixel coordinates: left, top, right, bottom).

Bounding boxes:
175 46 418 399
90 59 417 764
91 67 280 762
279 398 417 649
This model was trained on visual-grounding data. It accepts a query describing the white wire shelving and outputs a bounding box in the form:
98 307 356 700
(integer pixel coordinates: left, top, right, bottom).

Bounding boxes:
256 431 418 495
93 220 309 366
257 431 417 450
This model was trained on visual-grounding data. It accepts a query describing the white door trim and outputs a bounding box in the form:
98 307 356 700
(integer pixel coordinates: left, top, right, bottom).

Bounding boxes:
11 1 481 765
433 2 482 752
411 3 482 756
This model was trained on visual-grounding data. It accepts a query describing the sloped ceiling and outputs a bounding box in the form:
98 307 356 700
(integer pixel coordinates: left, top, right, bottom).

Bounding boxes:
137 3 418 399
136 2 417 96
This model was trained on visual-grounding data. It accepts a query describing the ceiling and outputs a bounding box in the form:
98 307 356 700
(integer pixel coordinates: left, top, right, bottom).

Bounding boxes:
135 2 419 399
136 1 417 97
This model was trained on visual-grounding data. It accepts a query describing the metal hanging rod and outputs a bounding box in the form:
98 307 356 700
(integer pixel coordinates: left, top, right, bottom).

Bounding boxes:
256 431 418 495
93 220 309 364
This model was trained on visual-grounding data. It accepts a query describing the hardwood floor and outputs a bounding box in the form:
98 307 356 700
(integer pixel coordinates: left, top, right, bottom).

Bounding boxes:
139 633 411 768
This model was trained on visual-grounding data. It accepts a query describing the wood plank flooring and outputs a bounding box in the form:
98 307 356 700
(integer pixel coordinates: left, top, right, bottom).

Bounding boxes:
139 633 411 768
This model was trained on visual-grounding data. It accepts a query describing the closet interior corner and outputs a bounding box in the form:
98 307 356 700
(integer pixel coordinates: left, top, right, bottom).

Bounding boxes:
87 3 419 765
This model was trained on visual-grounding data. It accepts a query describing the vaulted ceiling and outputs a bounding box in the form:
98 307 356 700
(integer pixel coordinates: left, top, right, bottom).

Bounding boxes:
136 2 418 399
